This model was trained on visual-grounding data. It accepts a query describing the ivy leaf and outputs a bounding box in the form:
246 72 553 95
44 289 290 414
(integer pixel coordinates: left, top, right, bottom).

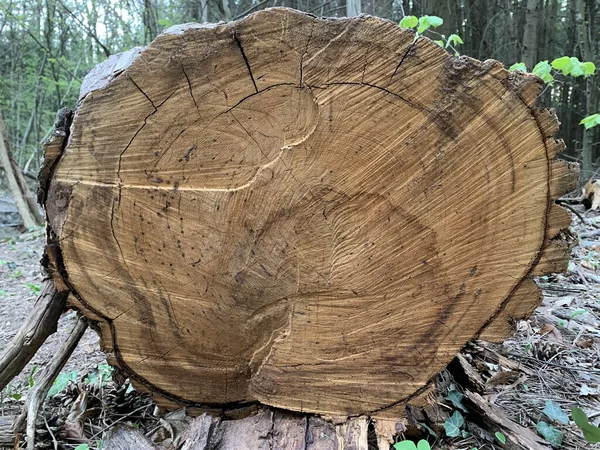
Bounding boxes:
572 407 600 443
446 389 468 412
445 34 464 48
393 441 417 450
416 440 431 450
444 410 464 437
399 16 418 29
433 40 444 47
580 113 600 130
543 400 569 424
495 431 506 444
536 421 563 447
509 62 527 72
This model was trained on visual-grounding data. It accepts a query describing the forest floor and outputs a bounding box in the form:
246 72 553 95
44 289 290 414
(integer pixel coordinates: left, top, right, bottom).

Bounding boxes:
0 205 599 449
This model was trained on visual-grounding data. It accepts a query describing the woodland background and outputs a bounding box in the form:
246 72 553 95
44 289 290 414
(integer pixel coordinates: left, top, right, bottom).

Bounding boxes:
0 0 598 182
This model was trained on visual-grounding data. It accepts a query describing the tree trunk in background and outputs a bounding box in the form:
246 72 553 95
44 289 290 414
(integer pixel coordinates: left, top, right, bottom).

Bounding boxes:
522 0 540 69
576 0 596 181
40 9 577 419
347 0 361 16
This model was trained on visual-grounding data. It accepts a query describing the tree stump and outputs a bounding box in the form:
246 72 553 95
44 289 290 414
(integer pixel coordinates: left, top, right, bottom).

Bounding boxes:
41 8 577 419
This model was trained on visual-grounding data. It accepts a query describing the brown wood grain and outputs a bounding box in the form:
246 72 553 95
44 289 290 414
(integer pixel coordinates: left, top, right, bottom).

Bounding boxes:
44 8 576 417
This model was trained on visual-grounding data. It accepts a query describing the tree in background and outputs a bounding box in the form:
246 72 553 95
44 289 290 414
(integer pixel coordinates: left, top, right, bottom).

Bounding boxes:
0 0 598 181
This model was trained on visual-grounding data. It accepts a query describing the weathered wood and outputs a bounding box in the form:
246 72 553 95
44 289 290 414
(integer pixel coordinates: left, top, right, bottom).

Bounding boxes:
174 409 367 450
44 8 577 418
0 113 40 229
13 316 87 450
464 391 551 450
0 278 68 392
104 425 162 450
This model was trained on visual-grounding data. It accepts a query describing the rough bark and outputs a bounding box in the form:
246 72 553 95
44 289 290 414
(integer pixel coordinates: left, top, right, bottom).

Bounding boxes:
42 8 577 419
107 410 369 450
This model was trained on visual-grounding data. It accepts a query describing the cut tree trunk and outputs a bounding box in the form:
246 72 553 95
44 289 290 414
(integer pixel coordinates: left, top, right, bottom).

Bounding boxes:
40 8 577 419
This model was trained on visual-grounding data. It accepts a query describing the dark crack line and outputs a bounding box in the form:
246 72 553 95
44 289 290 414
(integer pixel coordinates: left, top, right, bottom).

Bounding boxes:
308 80 429 114
392 39 418 80
180 62 200 115
233 28 258 93
128 76 157 110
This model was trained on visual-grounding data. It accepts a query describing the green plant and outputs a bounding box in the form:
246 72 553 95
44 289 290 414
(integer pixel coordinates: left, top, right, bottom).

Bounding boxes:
536 421 563 447
443 410 464 437
48 370 78 397
28 365 38 388
25 282 40 295
84 363 113 386
399 15 463 55
572 407 600 443
393 439 431 450
8 269 22 279
495 431 506 445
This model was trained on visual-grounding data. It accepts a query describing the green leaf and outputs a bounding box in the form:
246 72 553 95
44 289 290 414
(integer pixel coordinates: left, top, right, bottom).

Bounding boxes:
446 34 464 48
581 61 596 76
543 400 569 424
444 410 464 437
433 40 444 47
570 309 587 319
417 16 431 34
74 445 90 450
446 389 468 412
11 393 22 401
427 16 444 28
393 441 417 450
532 61 554 84
551 56 571 71
416 440 431 450
28 365 38 388
509 62 527 72
536 421 563 447
572 407 600 443
48 370 78 397
580 113 600 129
399 16 418 29
25 283 40 295
495 431 506 444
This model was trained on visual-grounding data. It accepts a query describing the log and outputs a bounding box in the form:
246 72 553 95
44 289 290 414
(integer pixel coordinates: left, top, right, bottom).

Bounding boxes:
41 8 577 419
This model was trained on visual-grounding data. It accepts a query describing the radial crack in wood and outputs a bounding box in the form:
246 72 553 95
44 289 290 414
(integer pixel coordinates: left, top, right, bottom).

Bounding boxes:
43 8 577 418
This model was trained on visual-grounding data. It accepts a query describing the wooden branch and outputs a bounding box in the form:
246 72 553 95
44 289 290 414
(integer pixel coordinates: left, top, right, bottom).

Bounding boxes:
13 316 87 450
0 278 69 392
464 391 551 450
0 113 39 229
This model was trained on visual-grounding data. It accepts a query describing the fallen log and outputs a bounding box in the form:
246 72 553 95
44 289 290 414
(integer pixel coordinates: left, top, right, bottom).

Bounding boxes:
38 7 576 419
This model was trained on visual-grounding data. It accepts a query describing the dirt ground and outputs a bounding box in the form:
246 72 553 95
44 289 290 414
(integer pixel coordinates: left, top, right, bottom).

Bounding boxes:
0 204 599 449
